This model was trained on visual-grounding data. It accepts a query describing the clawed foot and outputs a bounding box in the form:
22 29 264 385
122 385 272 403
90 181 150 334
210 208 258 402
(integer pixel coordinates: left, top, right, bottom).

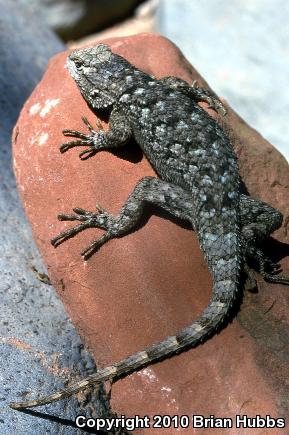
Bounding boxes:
61 117 104 160
51 204 114 259
256 249 289 286
191 80 227 116
206 97 227 117
261 270 289 286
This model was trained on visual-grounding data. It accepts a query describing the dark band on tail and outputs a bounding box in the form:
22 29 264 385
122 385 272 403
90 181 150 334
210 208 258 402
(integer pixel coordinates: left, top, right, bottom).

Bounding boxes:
10 289 235 409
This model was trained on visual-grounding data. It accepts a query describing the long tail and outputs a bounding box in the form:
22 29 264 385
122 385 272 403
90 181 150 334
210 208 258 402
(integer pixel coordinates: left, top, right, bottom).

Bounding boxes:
10 190 241 410
10 239 241 409
10 286 238 409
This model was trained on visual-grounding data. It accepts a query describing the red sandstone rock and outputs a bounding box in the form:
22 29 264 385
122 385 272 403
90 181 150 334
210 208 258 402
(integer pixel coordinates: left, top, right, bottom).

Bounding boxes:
13 34 289 433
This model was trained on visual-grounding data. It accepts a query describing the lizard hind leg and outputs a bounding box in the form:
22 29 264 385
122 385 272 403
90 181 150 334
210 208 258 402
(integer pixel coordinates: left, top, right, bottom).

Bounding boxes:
51 176 195 260
51 204 119 259
240 194 289 286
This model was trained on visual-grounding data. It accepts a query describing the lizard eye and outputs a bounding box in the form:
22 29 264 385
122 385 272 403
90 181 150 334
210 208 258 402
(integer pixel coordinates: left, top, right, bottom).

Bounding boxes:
74 60 83 69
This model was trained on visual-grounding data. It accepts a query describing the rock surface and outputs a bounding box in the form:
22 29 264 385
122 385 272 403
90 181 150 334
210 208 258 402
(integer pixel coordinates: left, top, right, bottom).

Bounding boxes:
13 34 289 433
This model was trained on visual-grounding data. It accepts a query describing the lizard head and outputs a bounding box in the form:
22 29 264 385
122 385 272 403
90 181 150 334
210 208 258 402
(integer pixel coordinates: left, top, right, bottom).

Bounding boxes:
67 44 129 110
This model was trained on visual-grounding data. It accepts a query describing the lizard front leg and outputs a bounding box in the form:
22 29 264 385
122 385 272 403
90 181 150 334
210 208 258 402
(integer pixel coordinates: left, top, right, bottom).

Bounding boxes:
160 76 227 116
60 107 132 159
51 176 195 259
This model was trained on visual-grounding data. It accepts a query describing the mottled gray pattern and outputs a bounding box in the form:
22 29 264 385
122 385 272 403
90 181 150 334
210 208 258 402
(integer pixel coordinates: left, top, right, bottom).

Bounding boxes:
11 44 288 409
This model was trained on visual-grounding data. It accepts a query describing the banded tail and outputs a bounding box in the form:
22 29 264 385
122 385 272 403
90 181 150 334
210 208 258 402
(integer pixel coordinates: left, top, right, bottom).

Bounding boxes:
10 215 241 409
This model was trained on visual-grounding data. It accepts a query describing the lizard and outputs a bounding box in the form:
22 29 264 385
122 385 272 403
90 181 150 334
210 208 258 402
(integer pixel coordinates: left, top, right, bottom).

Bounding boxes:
10 43 289 409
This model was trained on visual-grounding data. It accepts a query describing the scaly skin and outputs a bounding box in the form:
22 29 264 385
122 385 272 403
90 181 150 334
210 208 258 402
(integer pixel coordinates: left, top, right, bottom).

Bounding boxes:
10 44 288 410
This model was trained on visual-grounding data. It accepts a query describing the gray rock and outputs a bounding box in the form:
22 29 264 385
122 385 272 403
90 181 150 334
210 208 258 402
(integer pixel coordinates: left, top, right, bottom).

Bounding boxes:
0 1 113 433
157 0 289 162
